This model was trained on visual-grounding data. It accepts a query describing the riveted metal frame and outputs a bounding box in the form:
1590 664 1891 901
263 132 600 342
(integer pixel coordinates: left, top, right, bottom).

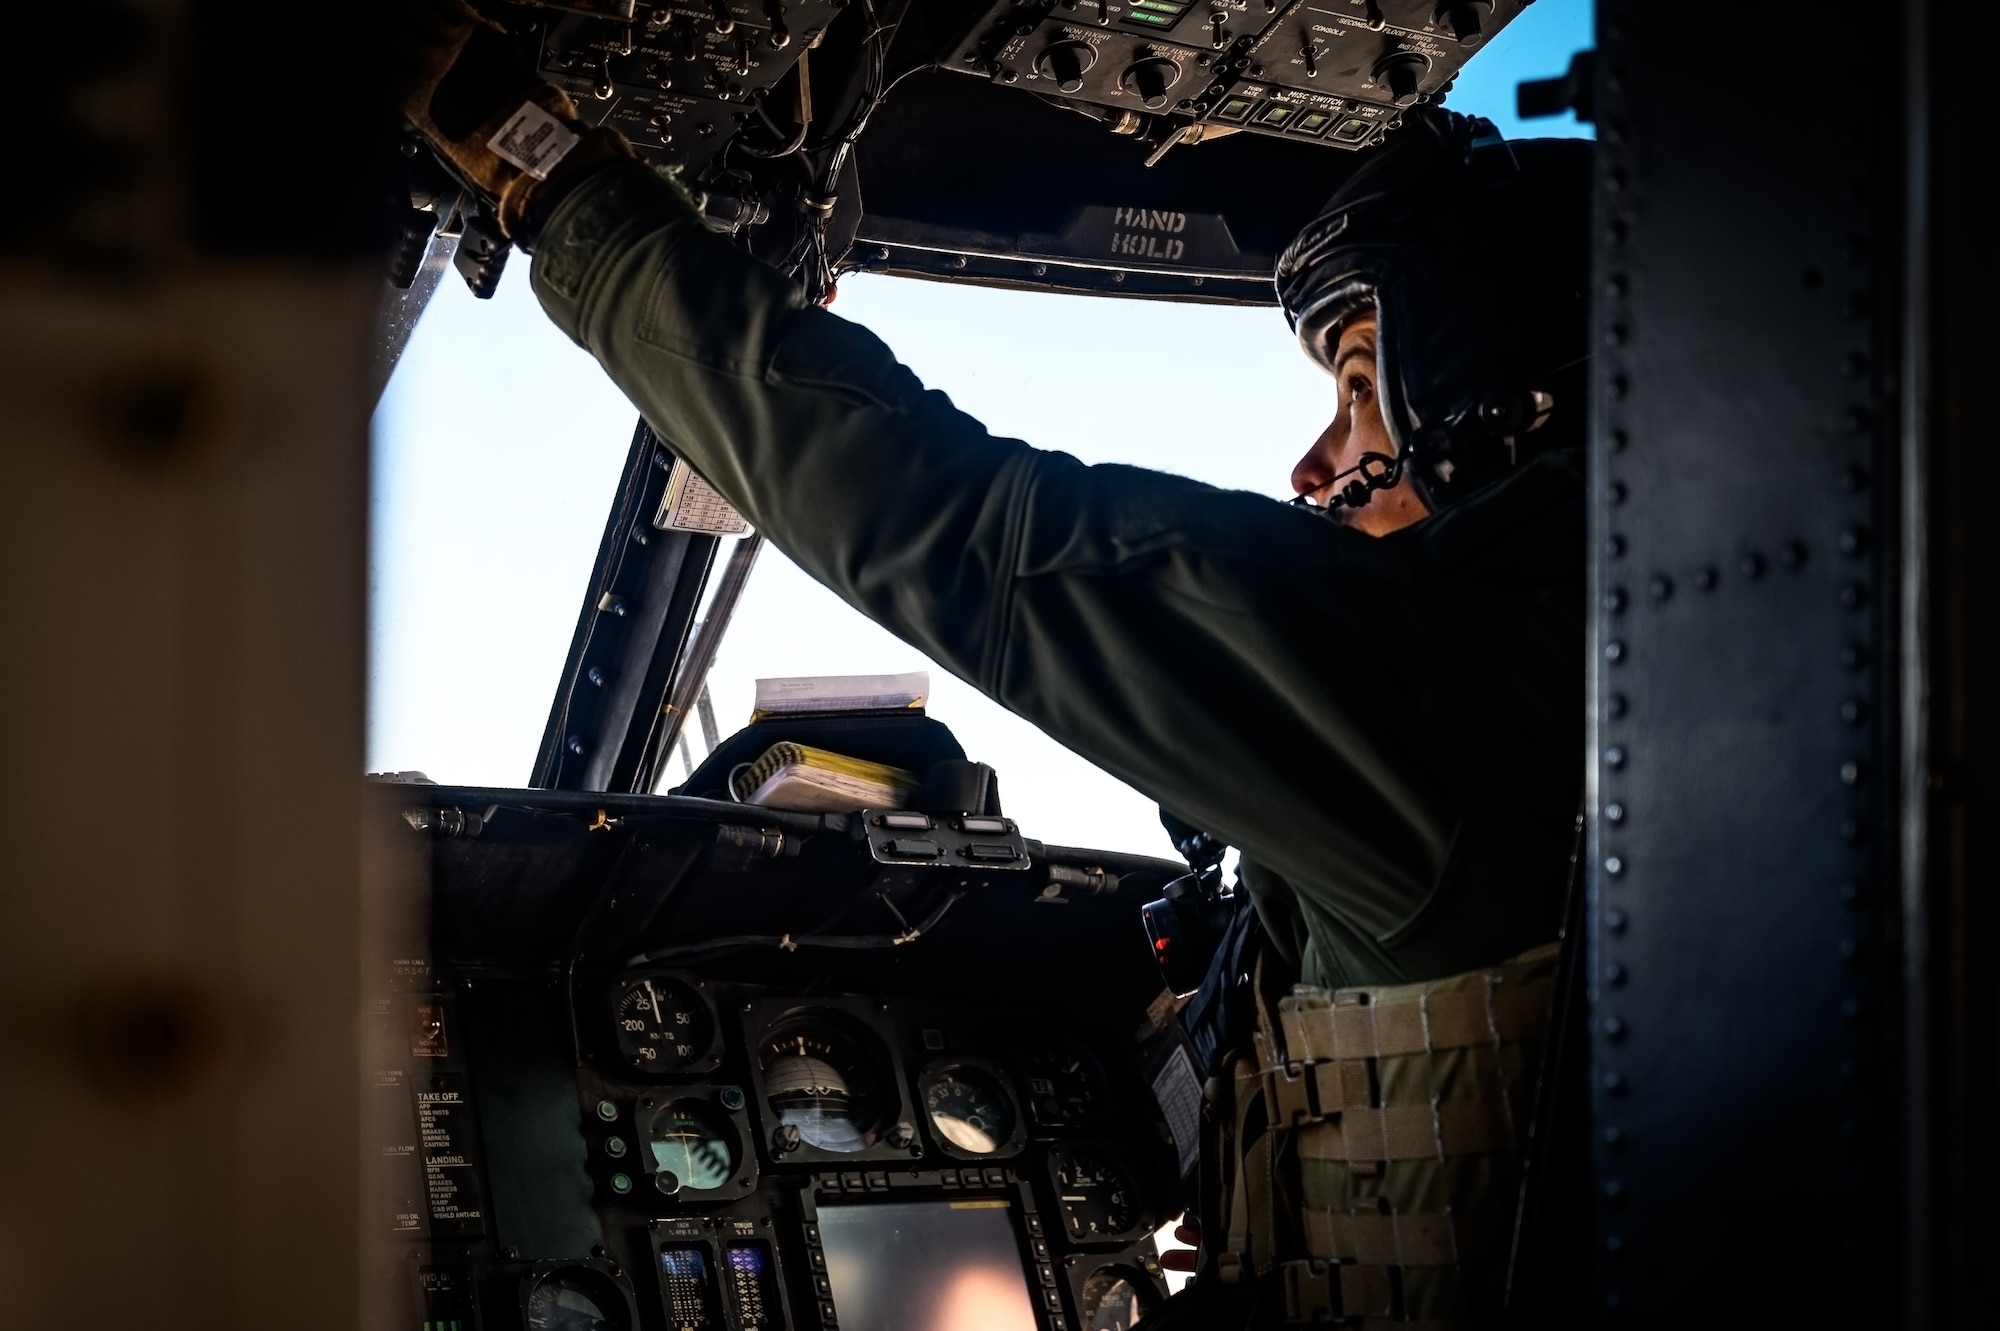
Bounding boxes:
1587 1 1903 1320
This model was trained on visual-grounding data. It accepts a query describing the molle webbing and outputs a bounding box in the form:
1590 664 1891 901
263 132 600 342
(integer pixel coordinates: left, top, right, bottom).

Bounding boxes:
1215 944 1559 1326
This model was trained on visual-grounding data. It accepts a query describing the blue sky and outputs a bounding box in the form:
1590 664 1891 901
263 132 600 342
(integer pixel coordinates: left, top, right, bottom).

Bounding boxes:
369 0 1592 857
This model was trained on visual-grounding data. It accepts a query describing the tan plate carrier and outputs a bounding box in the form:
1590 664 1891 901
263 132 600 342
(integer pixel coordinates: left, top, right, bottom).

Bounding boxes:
1208 943 1559 1327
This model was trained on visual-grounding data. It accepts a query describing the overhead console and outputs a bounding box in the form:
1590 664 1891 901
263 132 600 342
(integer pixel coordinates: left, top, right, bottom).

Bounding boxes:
375 766 1197 1331
393 0 1526 304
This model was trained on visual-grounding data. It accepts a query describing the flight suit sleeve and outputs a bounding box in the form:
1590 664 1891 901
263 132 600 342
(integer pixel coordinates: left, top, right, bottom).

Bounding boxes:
529 161 1461 941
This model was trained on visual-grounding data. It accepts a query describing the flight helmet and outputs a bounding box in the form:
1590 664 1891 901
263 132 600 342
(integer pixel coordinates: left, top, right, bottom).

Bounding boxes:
1275 107 1593 511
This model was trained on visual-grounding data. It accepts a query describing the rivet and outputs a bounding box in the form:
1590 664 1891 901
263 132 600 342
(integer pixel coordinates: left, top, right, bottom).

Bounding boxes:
1780 541 1807 568
1604 855 1625 876
1693 566 1718 591
1839 642 1867 669
1838 937 1858 961
567 736 587 756
1839 817 1861 842
1741 552 1765 579
1606 907 1628 934
1841 997 1861 1020
1610 427 1630 452
1842 404 1871 434
1608 480 1627 505
1841 353 1868 381
1603 1125 1625 1146
587 666 606 686
1606 273 1630 298
1605 640 1627 663
1605 745 1627 770
1840 760 1861 785
1839 1058 1857 1080
1608 374 1630 401
1839 526 1868 555
1839 880 1860 904
1648 574 1673 601
1607 534 1627 558
1844 292 1869 320
1606 693 1628 719
1606 167 1630 192
1604 1178 1625 1198
1605 801 1626 823
1604 587 1628 613
1840 582 1866 608
1602 1071 1626 1093
1839 699 1863 724
1605 960 1628 986
1605 324 1628 347
1605 1234 1624 1254
1606 1291 1624 1309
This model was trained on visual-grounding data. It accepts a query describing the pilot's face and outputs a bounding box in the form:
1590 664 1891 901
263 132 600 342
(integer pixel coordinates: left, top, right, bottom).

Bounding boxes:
1290 315 1431 537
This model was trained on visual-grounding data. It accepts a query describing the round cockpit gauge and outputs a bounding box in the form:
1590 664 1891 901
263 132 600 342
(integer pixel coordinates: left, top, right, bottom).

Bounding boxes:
523 1266 632 1331
646 1098 739 1191
1080 1266 1154 1331
921 1062 1018 1155
1049 1146 1139 1241
1023 1041 1109 1130
612 975 716 1074
758 1015 894 1153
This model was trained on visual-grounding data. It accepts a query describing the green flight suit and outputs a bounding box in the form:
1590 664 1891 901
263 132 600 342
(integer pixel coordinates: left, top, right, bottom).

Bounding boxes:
528 162 1584 991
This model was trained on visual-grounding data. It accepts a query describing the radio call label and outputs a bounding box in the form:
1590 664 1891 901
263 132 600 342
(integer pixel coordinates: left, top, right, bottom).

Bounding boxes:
415 1073 487 1237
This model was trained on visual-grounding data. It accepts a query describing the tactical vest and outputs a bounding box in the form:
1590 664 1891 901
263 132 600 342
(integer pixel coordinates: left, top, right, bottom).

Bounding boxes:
1204 943 1560 1328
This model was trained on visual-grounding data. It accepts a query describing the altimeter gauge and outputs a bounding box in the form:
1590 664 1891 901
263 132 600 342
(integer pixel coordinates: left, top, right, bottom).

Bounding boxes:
1049 1145 1140 1241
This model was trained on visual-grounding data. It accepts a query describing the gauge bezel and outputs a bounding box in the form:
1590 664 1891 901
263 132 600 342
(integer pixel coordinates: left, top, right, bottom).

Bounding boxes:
518 1258 639 1331
1044 1142 1151 1245
1065 1251 1170 1331
916 1056 1028 1160
1017 1037 1114 1133
637 1090 759 1200
607 970 724 1078
743 998 919 1166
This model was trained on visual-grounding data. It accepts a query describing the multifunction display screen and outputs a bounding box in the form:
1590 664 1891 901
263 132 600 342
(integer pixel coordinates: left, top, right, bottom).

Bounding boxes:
818 1200 1039 1331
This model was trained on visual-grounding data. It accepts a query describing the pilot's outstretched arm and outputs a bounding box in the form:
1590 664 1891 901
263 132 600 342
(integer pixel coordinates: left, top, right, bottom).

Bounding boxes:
530 162 1578 985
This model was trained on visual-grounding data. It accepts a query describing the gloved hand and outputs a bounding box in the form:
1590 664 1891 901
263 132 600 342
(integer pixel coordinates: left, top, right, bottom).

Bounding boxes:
403 0 635 240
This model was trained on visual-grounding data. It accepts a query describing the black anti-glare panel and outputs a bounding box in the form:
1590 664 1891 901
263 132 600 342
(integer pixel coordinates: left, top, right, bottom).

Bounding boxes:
1587 1 1903 1321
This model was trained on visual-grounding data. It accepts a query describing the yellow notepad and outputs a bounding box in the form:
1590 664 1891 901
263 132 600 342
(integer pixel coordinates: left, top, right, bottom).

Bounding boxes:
734 742 918 813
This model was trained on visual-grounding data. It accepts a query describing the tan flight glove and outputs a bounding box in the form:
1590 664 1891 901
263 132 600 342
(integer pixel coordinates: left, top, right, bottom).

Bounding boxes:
403 0 636 240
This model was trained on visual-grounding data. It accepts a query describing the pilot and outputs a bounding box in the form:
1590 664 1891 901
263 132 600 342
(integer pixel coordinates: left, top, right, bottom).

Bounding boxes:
401 5 1588 1326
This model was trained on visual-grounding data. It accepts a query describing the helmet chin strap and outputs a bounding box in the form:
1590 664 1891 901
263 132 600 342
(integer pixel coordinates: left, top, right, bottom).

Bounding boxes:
1289 450 1404 516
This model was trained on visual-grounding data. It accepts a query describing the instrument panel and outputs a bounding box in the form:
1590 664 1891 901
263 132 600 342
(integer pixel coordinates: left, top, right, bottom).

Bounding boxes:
385 967 1180 1331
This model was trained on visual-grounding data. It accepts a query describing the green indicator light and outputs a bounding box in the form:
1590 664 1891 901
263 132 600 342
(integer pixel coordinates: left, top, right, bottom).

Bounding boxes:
1297 113 1330 132
1124 11 1174 23
611 1172 634 1194
1131 0 1183 10
1258 105 1295 125
1217 98 1254 120
595 1099 619 1122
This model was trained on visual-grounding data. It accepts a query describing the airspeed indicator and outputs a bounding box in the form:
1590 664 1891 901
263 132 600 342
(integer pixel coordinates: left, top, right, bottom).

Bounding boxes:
612 975 717 1074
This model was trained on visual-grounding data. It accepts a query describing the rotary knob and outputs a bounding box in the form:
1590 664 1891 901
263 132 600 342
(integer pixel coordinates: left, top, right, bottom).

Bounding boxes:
1372 51 1429 104
1434 1 1492 45
1035 40 1097 93
1119 56 1182 109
